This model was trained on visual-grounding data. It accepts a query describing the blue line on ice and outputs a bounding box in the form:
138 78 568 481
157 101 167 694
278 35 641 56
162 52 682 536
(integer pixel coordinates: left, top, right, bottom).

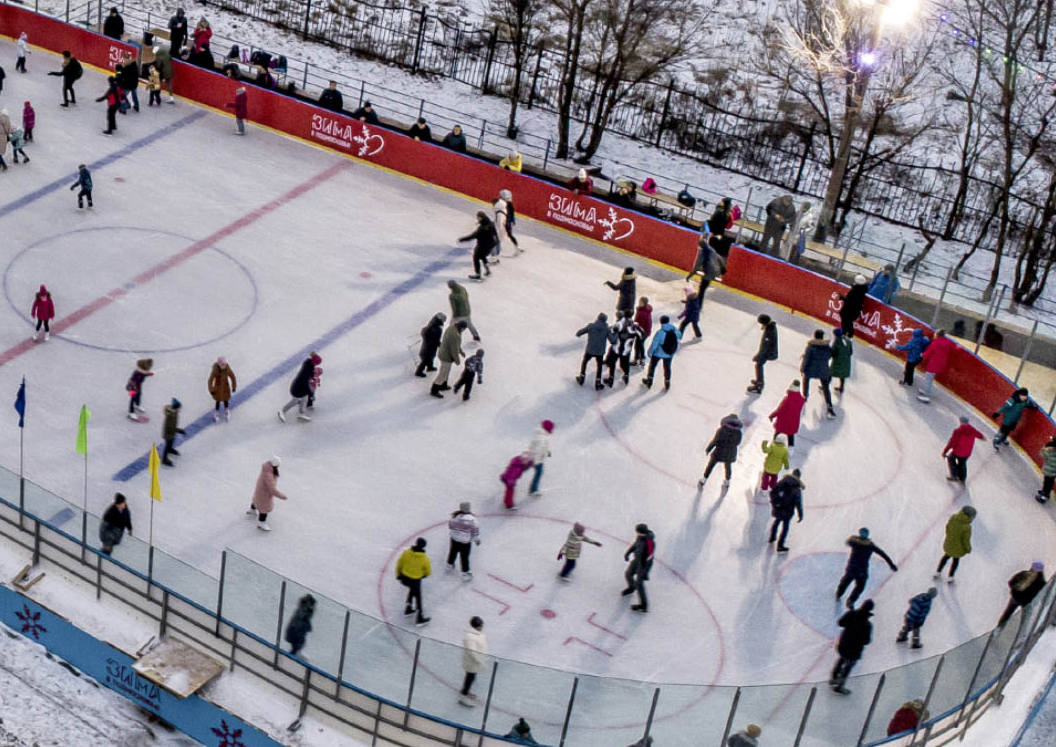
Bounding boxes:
0 111 207 220
112 248 462 482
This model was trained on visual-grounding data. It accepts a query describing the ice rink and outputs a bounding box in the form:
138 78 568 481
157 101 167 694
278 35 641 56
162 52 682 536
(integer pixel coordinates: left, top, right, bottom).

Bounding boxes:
2 37 1056 746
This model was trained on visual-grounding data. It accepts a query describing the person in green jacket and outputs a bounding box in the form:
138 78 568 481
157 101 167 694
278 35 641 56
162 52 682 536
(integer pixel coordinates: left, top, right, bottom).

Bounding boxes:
431 321 467 398
760 434 789 492
1037 437 1056 503
160 398 186 466
830 327 853 393
934 506 975 582
447 279 480 341
992 387 1037 449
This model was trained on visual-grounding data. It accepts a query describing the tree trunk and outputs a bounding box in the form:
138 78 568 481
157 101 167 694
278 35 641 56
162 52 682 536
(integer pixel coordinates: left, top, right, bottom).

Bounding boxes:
555 9 586 160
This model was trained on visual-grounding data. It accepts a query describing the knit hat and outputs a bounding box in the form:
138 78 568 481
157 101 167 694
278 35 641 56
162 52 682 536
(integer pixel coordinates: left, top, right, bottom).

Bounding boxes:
269 455 281 467
774 433 787 445
217 356 227 367
1031 560 1045 571
578 168 588 180
927 587 938 598
745 725 761 738
470 615 483 629
1016 387 1029 397
684 285 696 297
137 358 153 372
959 415 970 424
500 189 512 201
171 398 181 409
854 274 867 285
859 527 870 538
113 492 127 504
310 352 322 365
860 599 875 612
573 522 585 534
962 505 977 518
413 537 427 550
833 327 844 337
460 501 472 513
635 523 649 534
541 420 554 433
757 314 771 325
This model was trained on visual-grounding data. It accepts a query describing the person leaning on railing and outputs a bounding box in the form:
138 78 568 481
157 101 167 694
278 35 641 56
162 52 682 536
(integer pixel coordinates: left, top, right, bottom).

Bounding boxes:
319 80 343 113
351 100 379 125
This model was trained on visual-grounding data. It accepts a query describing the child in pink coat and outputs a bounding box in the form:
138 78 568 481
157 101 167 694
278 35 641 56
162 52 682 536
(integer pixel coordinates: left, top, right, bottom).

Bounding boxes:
31 284 54 341
769 380 806 449
501 452 534 510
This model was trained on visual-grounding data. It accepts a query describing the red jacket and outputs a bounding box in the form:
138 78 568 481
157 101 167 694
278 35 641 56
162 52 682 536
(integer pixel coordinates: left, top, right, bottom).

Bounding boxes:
31 286 54 320
193 27 212 53
227 91 247 119
770 391 806 435
634 304 653 337
921 336 956 374
944 423 984 458
887 706 920 736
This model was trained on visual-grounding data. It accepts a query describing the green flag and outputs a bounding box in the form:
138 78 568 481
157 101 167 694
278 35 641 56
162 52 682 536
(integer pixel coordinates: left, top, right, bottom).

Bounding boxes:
75 405 90 455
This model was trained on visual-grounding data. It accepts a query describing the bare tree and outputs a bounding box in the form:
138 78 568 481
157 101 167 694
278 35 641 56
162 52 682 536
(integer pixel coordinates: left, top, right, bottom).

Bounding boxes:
552 0 597 159
488 0 545 138
1012 157 1056 306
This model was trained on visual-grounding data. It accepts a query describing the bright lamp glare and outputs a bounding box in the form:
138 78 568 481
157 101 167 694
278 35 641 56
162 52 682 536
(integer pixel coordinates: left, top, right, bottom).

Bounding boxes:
880 0 919 26
860 51 878 66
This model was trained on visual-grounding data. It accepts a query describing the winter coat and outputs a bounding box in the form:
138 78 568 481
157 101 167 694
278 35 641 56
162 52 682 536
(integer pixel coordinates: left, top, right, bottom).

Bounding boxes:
448 512 480 544
147 69 161 91
761 439 789 475
395 547 431 580
351 105 379 124
419 315 445 358
887 705 922 736
448 282 471 318
168 13 188 48
605 271 636 312
117 60 138 91
836 607 873 660
766 195 795 226
577 317 611 356
459 222 499 258
1041 445 1056 477
942 511 973 558
994 395 1034 428
608 318 642 357
289 359 315 398
407 122 432 142
31 287 54 321
0 112 11 140
319 87 343 112
770 391 806 436
868 270 900 304
442 130 467 152
647 323 682 359
634 304 653 337
103 12 125 39
943 423 984 459
904 593 934 626
49 57 83 84
624 530 655 578
754 320 778 362
208 363 237 402
438 324 464 364
23 104 35 130
560 529 599 560
840 283 868 328
284 601 314 648
226 90 247 119
844 535 896 576
1009 569 1046 606
161 405 184 441
499 152 522 171
920 336 956 375
705 206 730 236
102 502 133 534
501 454 533 486
800 338 832 379
830 336 853 379
896 329 930 363
17 37 28 59
528 429 551 464
568 175 594 195
769 474 804 521
706 415 743 463
462 627 488 673
251 462 286 514
726 733 758 747
680 295 702 323
152 48 173 80
463 354 483 381
193 27 212 54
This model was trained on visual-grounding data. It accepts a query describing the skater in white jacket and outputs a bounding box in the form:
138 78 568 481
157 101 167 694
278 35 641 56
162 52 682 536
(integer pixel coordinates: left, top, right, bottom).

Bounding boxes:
528 420 555 496
459 617 488 706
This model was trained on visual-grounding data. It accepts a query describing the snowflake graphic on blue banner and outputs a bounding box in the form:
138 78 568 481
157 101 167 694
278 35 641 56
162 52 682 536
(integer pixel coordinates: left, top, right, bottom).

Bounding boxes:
14 604 46 640
211 719 246 747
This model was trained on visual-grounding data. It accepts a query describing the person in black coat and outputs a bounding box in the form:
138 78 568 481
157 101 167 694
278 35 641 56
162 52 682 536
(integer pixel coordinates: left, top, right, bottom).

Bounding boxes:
998 561 1047 626
319 81 343 113
96 76 121 135
415 313 446 377
704 197 733 256
575 313 610 389
352 101 379 124
836 528 898 609
459 212 498 280
748 314 778 394
103 7 125 40
604 268 636 316
278 352 321 422
839 275 869 338
117 52 140 112
49 51 83 106
408 117 432 142
284 594 316 656
801 330 836 418
768 469 804 551
831 599 873 694
99 493 132 555
699 414 743 488
621 523 655 613
442 125 468 152
168 8 189 55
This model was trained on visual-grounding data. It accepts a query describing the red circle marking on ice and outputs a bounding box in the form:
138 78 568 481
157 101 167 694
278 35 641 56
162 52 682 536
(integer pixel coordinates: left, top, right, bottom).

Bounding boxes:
113 177 125 182
359 271 372 278
540 608 556 619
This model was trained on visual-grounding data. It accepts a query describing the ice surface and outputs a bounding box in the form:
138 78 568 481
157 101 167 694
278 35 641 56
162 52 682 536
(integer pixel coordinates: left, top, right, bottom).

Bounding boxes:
1 36 1055 747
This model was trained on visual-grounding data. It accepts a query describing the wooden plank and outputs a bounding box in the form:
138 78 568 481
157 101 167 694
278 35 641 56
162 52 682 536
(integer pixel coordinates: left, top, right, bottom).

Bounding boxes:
133 636 225 699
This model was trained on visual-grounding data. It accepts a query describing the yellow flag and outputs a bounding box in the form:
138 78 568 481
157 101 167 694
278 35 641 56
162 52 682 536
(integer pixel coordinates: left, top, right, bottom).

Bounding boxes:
147 444 163 502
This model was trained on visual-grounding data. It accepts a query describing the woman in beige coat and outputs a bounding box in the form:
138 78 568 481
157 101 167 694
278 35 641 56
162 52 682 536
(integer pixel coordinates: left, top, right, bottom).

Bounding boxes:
247 456 286 531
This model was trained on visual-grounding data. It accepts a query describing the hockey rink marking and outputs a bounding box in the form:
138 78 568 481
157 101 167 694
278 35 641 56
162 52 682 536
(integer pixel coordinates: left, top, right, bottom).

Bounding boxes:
0 111 207 221
113 246 462 481
470 588 511 615
563 636 613 657
0 161 346 371
586 612 628 641
486 573 534 593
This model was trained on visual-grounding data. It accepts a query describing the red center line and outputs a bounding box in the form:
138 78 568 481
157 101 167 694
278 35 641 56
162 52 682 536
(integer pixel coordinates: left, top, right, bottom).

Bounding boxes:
0 161 349 369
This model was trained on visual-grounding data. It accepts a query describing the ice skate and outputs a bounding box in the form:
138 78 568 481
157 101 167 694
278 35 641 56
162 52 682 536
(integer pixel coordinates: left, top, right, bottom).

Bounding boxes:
911 642 923 649
916 392 931 403
505 504 518 511
776 545 789 552
594 379 604 391
947 577 955 584
826 407 837 419
933 572 941 580
746 383 762 394
721 479 730 489
462 571 472 582
403 605 416 617
575 374 585 385
32 330 41 341
1037 492 1049 503
631 604 648 613
620 588 635 597
467 274 482 280
641 377 653 389
663 380 670 391
458 693 478 707
896 633 907 643
603 376 614 388
256 523 272 532
162 457 174 467
245 507 256 516
697 477 706 488
214 411 221 423
445 563 455 573
415 616 431 628
223 408 230 422
277 409 286 422
622 374 629 385
127 412 141 422
297 413 312 422
430 385 444 399
558 574 571 582
832 685 851 695
134 404 146 414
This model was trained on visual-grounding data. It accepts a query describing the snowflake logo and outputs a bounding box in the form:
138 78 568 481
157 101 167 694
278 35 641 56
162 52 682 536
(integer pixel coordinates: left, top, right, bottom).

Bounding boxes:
880 313 915 350
597 208 635 241
211 720 245 747
352 125 385 157
14 604 46 640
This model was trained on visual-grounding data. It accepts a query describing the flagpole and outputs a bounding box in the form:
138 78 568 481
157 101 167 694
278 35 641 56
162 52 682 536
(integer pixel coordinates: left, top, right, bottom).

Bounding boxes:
81 449 88 563
148 497 155 585
18 421 24 531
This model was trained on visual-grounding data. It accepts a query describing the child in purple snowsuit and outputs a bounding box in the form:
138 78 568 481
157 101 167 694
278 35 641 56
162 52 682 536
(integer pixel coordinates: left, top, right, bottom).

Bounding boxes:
501 453 533 510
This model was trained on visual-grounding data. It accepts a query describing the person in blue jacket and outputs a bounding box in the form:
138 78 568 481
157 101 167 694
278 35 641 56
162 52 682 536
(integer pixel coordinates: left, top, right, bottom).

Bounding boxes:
867 264 900 304
992 387 1037 449
642 315 682 390
896 328 929 386
800 330 836 419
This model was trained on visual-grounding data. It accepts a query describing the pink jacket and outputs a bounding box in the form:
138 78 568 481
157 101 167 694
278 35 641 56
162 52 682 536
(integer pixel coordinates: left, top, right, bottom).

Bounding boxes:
251 461 287 514
31 285 55 320
770 391 806 435
921 336 956 374
500 454 533 486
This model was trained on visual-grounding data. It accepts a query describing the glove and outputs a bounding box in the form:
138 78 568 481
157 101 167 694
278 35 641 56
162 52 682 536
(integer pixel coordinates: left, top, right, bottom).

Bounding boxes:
992 412 999 419
557 552 563 560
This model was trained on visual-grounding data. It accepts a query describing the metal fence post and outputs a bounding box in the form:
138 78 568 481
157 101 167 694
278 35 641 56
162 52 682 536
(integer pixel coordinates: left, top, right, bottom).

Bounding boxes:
302 64 309 91
80 508 87 563
65 0 69 23
160 590 170 637
335 610 351 696
543 139 551 170
302 0 312 40
411 8 426 73
855 674 886 746
655 80 675 148
994 610 1031 703
402 639 421 727
1013 319 1039 384
297 668 311 718
273 580 287 668
793 121 816 193
481 28 497 94
476 661 499 747
95 552 102 599
956 629 995 736
718 687 740 747
558 677 578 747
931 266 954 328
527 44 543 109
894 241 906 273
908 260 921 292
32 519 41 566
358 80 365 107
147 545 155 589
974 285 1006 355
215 550 227 636
792 687 817 747
418 98 426 119
911 656 945 745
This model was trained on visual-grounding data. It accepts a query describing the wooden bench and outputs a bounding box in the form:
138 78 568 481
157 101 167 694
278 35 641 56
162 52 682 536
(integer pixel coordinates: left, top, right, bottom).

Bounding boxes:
731 217 883 273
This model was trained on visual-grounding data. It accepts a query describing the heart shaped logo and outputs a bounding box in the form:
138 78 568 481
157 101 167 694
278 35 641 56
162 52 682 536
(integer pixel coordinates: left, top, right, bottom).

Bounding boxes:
605 217 635 242
354 126 385 157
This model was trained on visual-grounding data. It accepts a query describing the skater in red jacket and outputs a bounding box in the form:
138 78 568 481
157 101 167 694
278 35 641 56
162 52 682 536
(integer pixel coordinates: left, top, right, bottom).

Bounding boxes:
226 86 247 134
500 453 533 510
942 415 984 483
769 380 806 450
917 329 956 403
31 284 55 342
